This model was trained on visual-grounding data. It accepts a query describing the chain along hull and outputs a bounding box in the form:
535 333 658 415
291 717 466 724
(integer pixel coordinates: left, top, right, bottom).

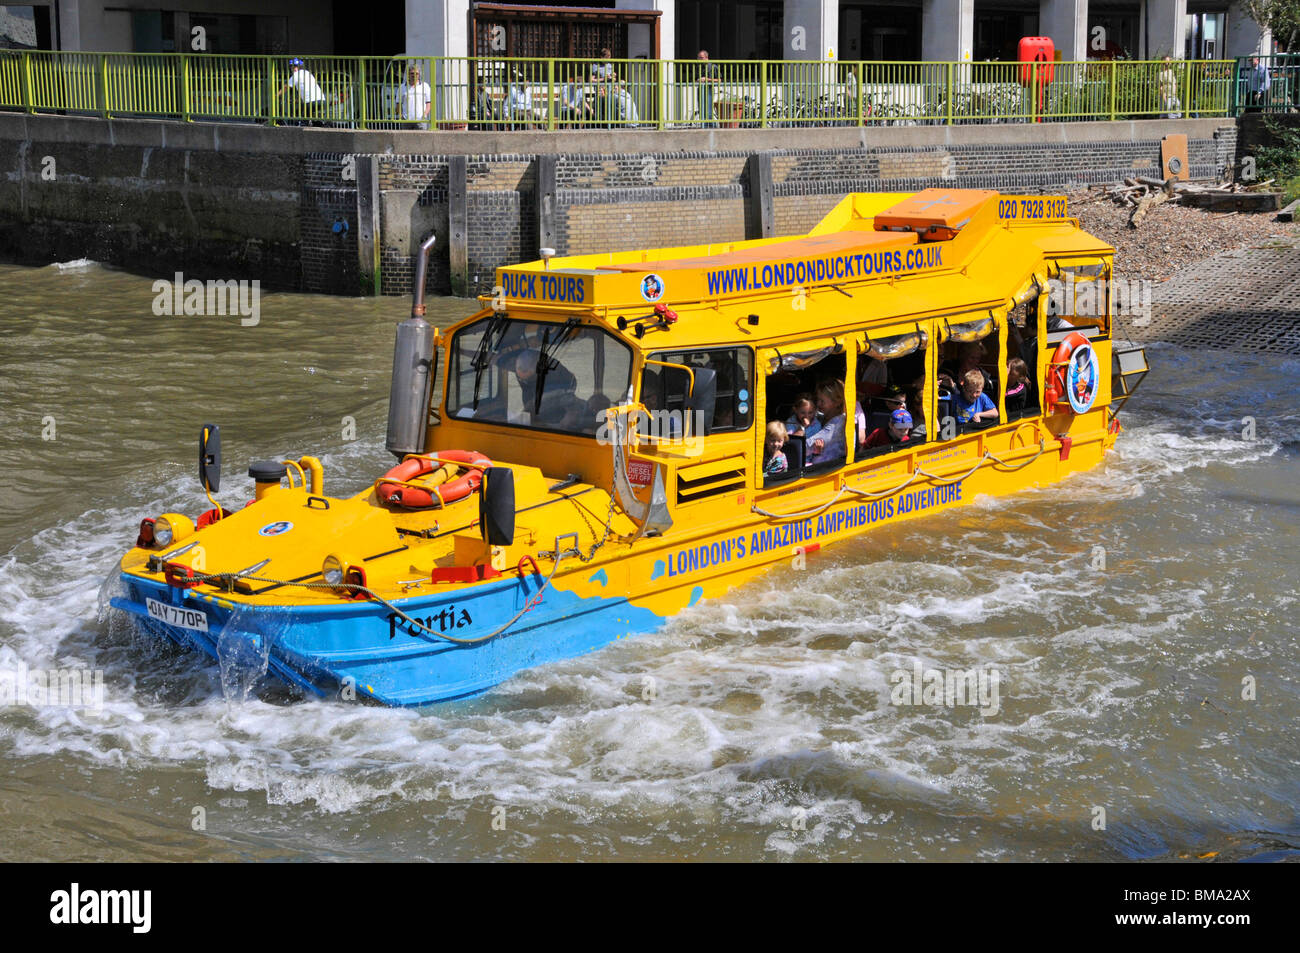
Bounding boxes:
111 419 1110 706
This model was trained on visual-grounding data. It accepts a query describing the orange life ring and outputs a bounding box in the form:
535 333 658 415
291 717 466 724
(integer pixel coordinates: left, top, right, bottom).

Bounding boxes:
1043 331 1092 410
376 450 491 508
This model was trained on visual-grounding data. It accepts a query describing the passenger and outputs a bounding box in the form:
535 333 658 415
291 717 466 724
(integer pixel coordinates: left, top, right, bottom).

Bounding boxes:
938 342 992 393
764 421 789 476
858 355 888 398
1004 358 1030 412
807 379 854 465
785 394 823 439
585 392 613 434
952 368 998 425
863 408 913 449
906 388 926 438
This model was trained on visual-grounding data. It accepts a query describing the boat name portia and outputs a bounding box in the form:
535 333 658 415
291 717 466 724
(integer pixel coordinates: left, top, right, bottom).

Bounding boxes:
49 884 151 933
890 660 1001 717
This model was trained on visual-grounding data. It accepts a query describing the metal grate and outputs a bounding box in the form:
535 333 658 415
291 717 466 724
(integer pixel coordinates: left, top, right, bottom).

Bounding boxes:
1120 243 1300 354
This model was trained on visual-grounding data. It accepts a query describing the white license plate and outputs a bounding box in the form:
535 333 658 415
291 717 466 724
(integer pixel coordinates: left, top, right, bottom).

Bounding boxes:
146 597 210 633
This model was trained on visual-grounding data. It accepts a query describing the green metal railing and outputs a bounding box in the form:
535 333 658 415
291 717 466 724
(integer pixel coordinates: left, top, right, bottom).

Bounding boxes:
1235 53 1300 113
0 51 1245 129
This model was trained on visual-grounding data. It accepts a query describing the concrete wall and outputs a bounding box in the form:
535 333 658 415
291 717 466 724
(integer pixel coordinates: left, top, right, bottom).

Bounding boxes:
0 113 1237 297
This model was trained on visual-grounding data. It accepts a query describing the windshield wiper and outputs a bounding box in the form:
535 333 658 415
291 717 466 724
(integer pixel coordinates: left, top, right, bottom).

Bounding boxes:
470 312 510 409
533 317 581 414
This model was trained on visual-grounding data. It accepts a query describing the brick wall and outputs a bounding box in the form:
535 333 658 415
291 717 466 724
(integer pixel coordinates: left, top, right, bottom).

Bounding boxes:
0 114 1237 299
343 126 1234 297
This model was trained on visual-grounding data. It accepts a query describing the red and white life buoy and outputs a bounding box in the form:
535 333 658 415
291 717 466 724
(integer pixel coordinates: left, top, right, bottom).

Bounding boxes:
375 450 491 508
1044 331 1099 414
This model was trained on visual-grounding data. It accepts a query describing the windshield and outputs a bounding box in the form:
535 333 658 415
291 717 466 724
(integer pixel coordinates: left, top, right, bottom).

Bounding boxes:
447 316 633 437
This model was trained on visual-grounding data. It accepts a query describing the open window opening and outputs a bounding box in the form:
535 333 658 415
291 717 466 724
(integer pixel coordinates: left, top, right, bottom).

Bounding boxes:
936 314 1001 438
1004 297 1041 421
855 327 930 461
641 346 753 442
762 344 850 486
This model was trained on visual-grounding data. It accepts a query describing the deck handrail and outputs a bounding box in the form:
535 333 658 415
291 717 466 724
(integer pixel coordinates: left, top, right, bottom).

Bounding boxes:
0 51 1249 129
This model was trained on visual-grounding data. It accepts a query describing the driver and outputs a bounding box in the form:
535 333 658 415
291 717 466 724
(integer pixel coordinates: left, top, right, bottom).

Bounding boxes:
511 349 580 426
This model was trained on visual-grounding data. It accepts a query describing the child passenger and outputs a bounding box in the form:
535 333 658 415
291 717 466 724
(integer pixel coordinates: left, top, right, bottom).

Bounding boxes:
807 379 862 465
1004 358 1030 410
952 368 998 424
785 394 822 439
863 408 913 449
764 421 789 475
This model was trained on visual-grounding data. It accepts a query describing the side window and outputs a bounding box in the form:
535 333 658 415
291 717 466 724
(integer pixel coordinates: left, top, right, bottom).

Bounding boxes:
1004 299 1040 421
762 346 849 484
647 347 754 434
856 328 930 459
936 315 999 438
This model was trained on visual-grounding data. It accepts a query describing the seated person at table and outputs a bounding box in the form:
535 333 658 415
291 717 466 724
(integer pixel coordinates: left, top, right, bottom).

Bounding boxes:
807 379 852 465
785 394 822 439
952 368 998 425
764 421 789 476
864 408 913 450
560 79 593 124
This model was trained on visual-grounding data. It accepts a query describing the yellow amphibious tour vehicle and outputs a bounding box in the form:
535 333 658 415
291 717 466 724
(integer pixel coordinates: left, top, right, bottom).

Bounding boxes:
111 188 1149 705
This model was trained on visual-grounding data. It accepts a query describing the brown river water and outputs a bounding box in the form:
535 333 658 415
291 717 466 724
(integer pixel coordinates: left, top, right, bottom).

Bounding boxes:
0 260 1297 862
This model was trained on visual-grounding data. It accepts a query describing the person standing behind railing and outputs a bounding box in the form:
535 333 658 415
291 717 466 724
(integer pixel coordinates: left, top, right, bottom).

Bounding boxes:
1246 56 1271 109
591 48 617 127
399 65 431 130
504 68 534 130
276 58 326 126
1158 56 1182 118
696 50 720 126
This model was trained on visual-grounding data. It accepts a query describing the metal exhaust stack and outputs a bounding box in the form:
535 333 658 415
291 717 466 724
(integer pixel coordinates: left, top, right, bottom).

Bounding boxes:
385 233 438 460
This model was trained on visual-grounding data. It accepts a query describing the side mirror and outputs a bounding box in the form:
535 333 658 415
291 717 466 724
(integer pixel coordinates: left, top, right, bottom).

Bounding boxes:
479 467 515 546
199 423 221 493
686 367 716 437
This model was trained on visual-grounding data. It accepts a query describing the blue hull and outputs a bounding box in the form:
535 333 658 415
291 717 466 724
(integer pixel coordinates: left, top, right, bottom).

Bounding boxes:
112 573 665 706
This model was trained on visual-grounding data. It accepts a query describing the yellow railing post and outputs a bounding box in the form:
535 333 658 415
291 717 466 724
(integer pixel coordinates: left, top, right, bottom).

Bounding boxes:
181 54 192 121
98 54 109 119
20 50 33 113
760 60 768 128
1031 64 1039 123
357 57 368 129
946 61 953 125
856 61 863 125
1183 59 1193 117
547 58 555 131
1109 60 1117 120
267 58 277 126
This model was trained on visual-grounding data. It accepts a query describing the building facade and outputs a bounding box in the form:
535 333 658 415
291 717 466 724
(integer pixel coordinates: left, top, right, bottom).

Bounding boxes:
0 0 1270 60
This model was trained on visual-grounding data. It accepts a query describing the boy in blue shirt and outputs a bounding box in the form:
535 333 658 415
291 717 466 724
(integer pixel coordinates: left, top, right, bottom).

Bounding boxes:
952 369 998 425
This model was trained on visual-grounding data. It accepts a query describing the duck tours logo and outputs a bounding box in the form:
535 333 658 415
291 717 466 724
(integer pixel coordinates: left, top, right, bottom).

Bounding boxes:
151 271 261 326
1046 273 1150 326
889 661 1001 717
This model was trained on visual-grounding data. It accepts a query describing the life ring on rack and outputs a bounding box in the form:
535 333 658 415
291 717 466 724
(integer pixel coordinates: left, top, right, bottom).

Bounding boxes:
1043 331 1100 414
375 450 491 508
